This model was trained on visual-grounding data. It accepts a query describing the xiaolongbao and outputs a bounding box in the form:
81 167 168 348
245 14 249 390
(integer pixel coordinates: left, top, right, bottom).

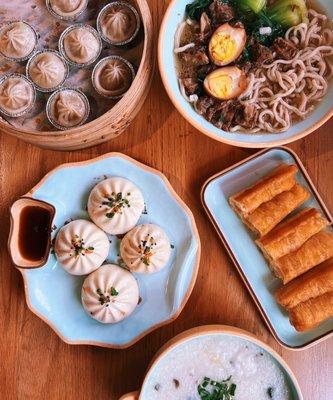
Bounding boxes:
81 264 139 323
62 25 101 65
98 2 140 45
120 224 171 274
27 51 68 91
48 0 88 19
92 56 135 98
54 219 110 275
48 88 89 129
87 177 144 235
0 74 35 117
0 21 37 60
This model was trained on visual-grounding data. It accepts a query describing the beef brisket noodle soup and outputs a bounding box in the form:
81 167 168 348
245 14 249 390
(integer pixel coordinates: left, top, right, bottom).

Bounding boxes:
174 0 333 133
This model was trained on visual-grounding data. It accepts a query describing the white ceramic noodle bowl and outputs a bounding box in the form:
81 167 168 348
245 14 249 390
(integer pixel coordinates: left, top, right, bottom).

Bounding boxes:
119 325 304 400
158 0 333 148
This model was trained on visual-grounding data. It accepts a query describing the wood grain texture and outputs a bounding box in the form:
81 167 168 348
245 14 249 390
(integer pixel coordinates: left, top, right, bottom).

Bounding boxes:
0 0 332 399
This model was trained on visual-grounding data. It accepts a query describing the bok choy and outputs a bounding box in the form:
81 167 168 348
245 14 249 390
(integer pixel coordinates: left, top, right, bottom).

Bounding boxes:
234 0 266 14
185 0 213 21
267 0 309 27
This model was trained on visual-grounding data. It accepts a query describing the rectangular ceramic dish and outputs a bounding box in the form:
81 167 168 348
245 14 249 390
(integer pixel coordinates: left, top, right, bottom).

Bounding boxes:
201 147 333 350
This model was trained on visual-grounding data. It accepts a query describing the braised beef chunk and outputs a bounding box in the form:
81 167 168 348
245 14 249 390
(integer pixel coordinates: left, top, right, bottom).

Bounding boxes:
209 0 234 25
195 96 215 115
241 61 253 74
203 100 238 129
272 37 297 60
197 12 212 43
233 21 245 29
217 101 238 129
206 105 217 122
250 43 274 66
196 64 217 83
234 103 257 128
180 45 210 66
182 78 198 95
199 100 257 131
203 100 217 121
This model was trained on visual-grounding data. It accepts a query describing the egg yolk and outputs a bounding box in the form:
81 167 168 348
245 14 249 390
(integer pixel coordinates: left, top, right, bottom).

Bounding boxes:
210 33 237 64
207 74 233 98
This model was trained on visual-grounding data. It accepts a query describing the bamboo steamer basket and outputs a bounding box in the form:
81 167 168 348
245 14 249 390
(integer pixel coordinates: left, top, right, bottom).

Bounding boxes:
0 0 154 151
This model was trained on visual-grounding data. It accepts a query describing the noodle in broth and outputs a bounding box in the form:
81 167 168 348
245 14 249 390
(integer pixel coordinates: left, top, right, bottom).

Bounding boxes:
235 9 333 133
175 1 333 134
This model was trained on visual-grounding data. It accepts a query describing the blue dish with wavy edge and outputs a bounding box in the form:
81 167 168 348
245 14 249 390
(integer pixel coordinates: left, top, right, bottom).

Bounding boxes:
201 147 333 349
18 153 200 348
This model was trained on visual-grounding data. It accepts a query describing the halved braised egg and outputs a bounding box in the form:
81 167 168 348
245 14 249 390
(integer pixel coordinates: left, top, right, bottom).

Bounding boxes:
209 23 246 66
204 66 247 100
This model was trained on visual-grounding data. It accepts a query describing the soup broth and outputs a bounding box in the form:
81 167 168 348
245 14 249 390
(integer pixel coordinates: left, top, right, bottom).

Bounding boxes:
143 334 292 400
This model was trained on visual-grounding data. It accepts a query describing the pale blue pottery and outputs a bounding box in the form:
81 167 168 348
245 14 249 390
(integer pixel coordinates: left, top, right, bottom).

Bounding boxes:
20 154 200 348
158 0 333 147
141 331 302 399
202 148 333 348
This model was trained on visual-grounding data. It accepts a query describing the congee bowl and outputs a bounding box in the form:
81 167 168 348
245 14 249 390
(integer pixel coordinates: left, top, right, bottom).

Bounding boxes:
158 0 333 148
120 325 303 400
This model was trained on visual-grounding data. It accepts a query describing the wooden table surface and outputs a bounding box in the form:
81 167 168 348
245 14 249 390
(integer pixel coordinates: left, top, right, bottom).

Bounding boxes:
1 1 333 399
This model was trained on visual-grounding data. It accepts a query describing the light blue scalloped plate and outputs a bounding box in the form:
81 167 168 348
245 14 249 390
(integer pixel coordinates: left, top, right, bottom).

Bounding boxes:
201 147 333 349
18 153 200 348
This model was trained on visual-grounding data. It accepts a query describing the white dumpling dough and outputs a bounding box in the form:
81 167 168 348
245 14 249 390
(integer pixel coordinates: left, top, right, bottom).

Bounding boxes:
81 264 139 323
120 224 171 274
87 177 144 235
55 219 110 275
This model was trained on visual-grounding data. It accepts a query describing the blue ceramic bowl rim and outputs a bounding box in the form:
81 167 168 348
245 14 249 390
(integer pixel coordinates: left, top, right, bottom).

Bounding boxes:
158 0 333 148
16 152 201 349
137 325 304 400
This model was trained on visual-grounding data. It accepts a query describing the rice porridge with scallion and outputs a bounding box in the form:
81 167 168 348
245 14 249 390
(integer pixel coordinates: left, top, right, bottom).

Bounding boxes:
143 335 292 400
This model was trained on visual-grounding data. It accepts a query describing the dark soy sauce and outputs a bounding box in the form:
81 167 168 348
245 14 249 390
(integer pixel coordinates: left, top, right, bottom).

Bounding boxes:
18 206 51 261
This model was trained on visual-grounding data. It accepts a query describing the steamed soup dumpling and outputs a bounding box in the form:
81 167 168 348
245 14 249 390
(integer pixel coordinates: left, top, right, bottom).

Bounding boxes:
100 59 131 94
0 21 36 60
28 51 67 90
49 0 88 18
88 177 144 235
54 219 110 275
92 56 135 98
49 88 89 128
81 264 139 323
63 26 101 65
0 75 35 116
120 224 171 274
99 2 139 44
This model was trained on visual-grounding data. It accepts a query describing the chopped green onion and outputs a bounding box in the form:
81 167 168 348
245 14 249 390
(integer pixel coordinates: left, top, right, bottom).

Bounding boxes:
197 376 237 399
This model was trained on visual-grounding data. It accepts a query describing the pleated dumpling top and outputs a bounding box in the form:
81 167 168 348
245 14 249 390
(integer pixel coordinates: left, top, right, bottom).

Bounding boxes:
120 224 171 274
81 264 139 323
87 177 144 235
55 219 110 275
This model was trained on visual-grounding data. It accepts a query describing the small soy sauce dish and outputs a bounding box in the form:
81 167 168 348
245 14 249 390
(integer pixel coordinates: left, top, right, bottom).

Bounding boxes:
8 197 55 269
